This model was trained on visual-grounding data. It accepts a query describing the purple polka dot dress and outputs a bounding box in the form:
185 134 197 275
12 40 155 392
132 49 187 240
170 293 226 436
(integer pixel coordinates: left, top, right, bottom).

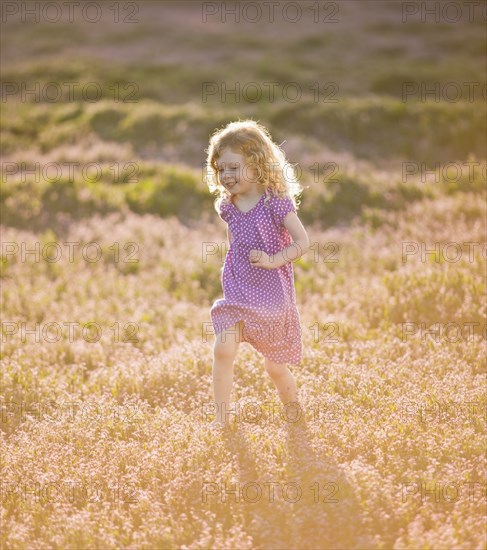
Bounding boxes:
210 191 303 366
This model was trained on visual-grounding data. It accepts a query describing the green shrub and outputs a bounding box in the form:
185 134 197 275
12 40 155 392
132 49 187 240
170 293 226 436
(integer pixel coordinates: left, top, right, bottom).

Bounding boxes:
304 175 386 226
88 106 127 141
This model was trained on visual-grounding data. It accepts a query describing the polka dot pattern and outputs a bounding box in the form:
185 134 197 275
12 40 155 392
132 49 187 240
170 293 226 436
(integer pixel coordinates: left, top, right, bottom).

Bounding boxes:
210 191 303 366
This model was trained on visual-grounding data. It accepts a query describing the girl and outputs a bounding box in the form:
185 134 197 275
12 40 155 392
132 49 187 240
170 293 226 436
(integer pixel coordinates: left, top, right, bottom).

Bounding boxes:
205 120 310 429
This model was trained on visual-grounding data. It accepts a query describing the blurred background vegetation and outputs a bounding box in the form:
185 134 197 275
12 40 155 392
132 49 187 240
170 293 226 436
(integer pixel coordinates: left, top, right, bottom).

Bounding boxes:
1 0 485 231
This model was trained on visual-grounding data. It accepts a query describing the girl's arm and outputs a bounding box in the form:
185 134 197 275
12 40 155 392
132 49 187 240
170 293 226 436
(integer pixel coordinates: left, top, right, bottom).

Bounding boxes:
249 212 309 269
269 212 310 268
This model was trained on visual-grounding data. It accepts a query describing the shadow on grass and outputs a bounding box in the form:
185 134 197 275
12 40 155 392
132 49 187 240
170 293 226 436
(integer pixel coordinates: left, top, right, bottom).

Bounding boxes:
221 422 367 549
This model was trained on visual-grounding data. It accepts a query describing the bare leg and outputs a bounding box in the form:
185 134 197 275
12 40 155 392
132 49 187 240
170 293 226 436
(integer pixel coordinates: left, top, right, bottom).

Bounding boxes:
211 321 243 427
264 358 298 403
264 358 305 425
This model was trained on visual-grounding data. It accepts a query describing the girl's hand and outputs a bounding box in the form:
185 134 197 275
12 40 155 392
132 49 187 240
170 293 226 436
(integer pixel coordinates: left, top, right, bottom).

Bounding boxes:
249 249 274 269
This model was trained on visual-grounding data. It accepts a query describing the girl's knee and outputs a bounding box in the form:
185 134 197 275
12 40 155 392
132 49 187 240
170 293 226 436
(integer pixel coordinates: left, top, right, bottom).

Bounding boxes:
214 337 238 362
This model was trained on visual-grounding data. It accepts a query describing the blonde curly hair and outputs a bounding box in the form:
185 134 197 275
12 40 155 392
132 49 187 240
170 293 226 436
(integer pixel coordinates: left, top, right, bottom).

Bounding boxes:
204 119 304 214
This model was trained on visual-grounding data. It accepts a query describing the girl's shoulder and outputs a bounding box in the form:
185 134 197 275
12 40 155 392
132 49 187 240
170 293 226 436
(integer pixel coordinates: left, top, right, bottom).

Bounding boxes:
264 191 296 227
218 197 233 223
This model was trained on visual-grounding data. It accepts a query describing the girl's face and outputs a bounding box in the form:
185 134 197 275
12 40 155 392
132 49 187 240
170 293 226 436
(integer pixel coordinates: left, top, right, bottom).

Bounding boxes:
216 148 261 198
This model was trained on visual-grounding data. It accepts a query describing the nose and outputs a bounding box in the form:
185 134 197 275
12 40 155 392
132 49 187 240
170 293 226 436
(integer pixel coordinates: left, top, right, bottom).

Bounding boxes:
222 171 235 183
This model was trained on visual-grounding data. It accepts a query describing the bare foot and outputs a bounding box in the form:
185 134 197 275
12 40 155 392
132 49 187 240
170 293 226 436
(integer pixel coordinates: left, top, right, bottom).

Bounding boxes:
285 406 308 431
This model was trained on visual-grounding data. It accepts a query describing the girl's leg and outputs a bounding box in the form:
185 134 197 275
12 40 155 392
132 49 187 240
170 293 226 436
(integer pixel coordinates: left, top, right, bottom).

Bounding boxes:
211 320 243 427
264 358 305 425
264 358 299 404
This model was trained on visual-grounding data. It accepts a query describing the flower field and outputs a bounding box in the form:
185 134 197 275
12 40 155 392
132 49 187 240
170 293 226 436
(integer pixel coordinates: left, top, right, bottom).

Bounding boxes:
1 1 486 548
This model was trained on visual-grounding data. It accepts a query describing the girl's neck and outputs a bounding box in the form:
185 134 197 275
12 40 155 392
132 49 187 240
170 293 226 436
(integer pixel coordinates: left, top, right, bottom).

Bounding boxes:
230 187 266 204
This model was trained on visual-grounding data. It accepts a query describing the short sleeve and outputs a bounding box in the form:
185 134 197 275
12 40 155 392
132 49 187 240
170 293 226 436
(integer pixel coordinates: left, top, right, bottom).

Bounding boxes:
271 195 296 227
218 200 232 223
